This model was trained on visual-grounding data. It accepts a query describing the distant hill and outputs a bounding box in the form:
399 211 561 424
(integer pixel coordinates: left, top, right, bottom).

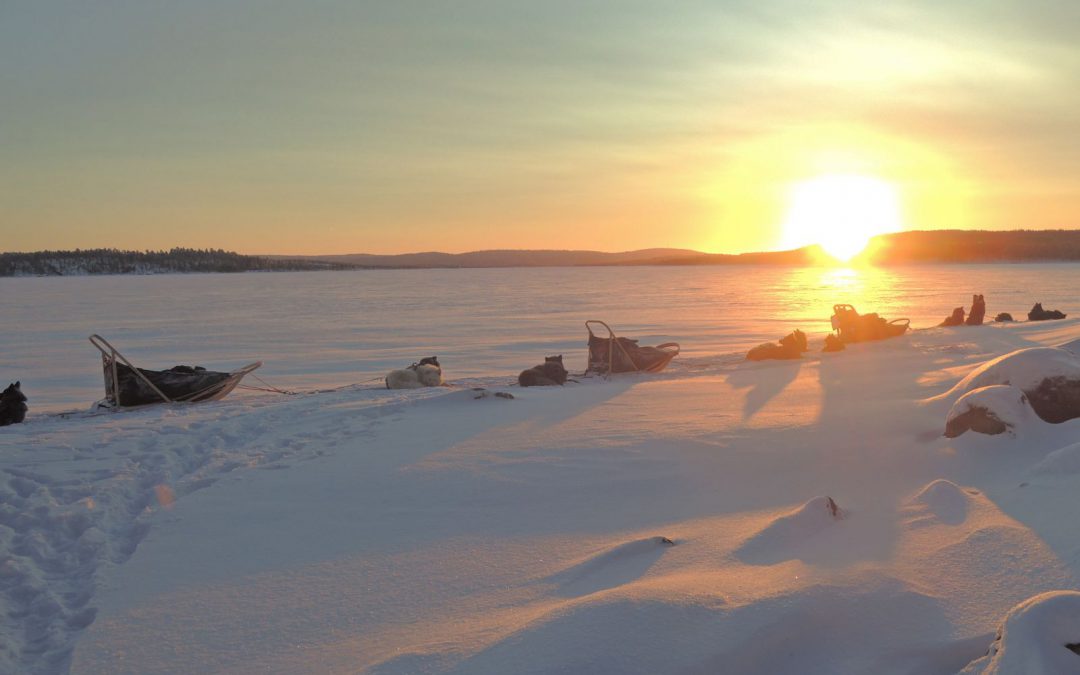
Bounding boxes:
641 247 820 266
287 231 1080 268
274 248 706 268
860 229 1080 264
277 247 819 268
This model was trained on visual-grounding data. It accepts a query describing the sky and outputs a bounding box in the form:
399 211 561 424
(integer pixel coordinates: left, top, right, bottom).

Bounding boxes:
2 1 1078 255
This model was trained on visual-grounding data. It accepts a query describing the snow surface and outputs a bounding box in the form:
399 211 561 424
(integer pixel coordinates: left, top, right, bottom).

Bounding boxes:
3 268 1080 674
1034 442 1080 475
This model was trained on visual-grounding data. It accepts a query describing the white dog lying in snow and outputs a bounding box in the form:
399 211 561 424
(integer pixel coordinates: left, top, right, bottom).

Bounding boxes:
385 356 444 389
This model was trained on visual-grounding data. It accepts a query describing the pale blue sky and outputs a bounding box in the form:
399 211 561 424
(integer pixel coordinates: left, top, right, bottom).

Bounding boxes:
2 1 1078 253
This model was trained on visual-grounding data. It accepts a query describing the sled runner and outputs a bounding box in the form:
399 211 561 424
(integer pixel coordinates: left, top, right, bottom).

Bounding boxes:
89 334 262 408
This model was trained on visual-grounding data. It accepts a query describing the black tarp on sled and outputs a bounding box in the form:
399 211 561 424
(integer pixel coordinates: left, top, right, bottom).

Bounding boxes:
90 334 261 408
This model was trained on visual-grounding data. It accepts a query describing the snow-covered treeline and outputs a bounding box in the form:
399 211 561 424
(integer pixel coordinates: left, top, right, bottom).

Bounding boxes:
0 248 356 276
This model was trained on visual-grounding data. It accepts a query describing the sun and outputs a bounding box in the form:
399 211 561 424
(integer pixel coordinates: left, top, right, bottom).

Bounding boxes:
781 174 902 262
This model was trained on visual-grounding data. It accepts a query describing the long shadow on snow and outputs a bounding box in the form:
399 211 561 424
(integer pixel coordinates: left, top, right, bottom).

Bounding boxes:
724 359 803 421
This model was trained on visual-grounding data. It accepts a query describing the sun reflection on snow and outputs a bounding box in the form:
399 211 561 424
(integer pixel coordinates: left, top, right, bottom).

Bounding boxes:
819 267 860 289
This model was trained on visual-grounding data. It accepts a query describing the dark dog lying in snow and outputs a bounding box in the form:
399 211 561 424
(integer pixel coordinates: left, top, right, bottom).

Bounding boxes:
746 330 808 361
1028 303 1067 321
518 355 569 387
0 381 28 426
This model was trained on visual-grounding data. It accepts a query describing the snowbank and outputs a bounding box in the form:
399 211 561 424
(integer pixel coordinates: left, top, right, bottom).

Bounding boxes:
934 346 1080 431
944 347 1080 397
958 591 1080 674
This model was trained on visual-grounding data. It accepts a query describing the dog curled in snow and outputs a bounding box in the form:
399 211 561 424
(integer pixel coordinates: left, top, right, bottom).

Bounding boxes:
385 356 443 389
746 330 808 361
1028 302 1067 321
518 355 569 387
0 381 28 426
822 334 845 353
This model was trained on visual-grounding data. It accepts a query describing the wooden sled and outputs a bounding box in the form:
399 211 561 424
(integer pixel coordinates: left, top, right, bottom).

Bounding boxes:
585 320 680 376
89 334 262 408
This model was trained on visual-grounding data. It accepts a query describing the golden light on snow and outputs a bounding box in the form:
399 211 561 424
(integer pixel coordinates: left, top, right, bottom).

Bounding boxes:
781 174 903 262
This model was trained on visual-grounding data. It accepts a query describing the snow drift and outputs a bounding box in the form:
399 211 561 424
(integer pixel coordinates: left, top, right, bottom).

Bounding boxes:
937 347 1080 425
958 591 1080 674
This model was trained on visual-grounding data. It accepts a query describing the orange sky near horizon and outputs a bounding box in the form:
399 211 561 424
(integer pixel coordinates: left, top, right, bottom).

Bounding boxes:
2 2 1078 255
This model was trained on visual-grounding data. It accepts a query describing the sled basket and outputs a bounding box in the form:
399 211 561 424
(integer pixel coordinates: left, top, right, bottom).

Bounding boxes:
585 320 680 376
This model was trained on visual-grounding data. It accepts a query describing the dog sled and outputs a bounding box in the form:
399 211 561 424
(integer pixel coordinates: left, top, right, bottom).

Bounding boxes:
585 320 680 376
89 334 262 408
830 304 909 344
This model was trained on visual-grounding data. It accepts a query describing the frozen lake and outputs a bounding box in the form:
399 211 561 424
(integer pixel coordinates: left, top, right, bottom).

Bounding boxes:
2 263 1077 411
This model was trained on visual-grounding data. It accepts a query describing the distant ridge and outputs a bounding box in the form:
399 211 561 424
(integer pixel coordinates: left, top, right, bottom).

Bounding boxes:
5 230 1079 276
272 248 706 268
859 229 1080 264
274 247 817 268
283 230 1080 268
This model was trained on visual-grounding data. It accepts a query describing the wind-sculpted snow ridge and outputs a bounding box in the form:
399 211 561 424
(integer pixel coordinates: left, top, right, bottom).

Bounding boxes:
0 385 443 675
544 536 676 598
735 496 846 564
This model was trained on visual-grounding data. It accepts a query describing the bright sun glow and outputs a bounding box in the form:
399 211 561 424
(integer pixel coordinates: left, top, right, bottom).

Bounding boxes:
781 174 902 261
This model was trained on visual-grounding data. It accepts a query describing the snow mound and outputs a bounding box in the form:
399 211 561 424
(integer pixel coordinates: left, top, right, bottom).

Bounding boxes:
736 496 845 564
548 536 675 598
945 385 1034 438
907 479 973 526
932 347 1080 425
946 347 1080 399
958 591 1080 674
1032 442 1080 475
